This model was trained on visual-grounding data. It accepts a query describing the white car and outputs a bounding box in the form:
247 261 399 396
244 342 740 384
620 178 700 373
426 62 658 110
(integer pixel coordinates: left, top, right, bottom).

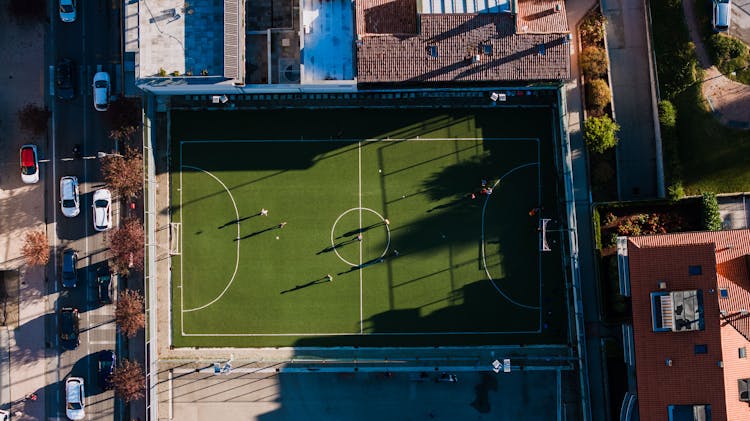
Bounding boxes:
92 189 112 231
20 144 40 184
60 176 80 217
59 0 76 22
65 377 85 420
92 72 110 111
712 0 731 32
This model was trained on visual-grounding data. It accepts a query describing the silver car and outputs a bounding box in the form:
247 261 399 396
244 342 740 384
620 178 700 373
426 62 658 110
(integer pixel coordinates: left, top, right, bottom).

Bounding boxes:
92 71 110 111
65 377 85 420
60 176 80 217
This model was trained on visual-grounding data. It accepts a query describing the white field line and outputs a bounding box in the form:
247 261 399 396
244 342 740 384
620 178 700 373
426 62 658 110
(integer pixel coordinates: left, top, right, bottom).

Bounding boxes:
181 165 241 313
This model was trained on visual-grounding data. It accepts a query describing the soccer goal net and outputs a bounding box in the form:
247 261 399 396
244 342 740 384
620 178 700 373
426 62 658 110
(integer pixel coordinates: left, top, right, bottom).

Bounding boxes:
170 222 181 255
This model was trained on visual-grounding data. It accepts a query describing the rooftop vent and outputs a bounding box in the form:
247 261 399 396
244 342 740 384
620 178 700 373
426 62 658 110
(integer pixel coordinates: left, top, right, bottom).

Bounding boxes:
665 358 673 367
427 46 438 58
719 288 729 299
658 281 667 290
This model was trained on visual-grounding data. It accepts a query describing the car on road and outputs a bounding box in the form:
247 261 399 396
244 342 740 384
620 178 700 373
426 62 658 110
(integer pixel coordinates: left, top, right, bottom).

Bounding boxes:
20 144 39 184
712 0 731 32
59 0 76 22
55 58 75 100
59 307 80 350
97 350 116 389
92 189 112 231
97 270 113 304
61 249 79 288
436 372 458 383
92 71 110 111
60 176 80 217
65 377 85 420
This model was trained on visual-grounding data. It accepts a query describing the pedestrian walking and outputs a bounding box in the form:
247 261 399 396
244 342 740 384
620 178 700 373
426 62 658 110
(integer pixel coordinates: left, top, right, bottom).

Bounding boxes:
384 218 390 226
279 221 287 228
393 249 400 256
357 234 363 241
260 208 269 216
326 274 333 282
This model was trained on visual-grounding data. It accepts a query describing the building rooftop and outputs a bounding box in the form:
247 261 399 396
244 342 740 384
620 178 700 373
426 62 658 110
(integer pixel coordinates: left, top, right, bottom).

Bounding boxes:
355 0 570 84
626 230 750 421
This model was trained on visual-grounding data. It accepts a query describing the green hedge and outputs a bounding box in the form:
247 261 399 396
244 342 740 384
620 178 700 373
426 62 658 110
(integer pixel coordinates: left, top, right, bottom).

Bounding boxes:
701 192 722 231
592 206 602 250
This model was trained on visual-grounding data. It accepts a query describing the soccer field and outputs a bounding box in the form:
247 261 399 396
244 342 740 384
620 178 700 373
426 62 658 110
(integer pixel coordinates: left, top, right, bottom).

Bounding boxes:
169 108 566 347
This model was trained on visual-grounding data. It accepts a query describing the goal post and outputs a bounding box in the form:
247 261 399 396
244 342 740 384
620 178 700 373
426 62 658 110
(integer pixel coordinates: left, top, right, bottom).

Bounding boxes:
170 222 181 255
539 218 551 252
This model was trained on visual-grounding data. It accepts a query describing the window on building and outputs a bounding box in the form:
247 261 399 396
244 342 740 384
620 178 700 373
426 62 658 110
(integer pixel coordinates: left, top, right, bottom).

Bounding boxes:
650 290 704 332
668 404 712 421
739 379 750 401
719 288 729 299
694 344 708 354
689 265 702 275
740 347 747 359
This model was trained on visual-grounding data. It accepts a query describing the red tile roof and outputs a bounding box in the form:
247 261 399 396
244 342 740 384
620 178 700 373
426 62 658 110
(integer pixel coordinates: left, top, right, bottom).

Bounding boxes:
356 13 571 83
516 0 568 34
627 230 750 421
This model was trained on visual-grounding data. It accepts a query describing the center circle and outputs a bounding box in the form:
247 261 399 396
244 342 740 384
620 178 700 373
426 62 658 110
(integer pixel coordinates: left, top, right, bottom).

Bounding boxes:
330 207 391 267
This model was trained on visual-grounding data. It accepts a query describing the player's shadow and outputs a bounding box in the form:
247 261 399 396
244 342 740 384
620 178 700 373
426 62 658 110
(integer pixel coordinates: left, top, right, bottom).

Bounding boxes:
316 237 359 254
235 225 278 241
336 222 386 239
218 213 260 229
280 276 332 294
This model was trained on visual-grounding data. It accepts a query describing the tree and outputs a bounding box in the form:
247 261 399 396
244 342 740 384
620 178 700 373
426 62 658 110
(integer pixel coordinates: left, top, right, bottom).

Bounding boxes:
109 218 144 274
18 104 50 136
22 230 49 266
586 78 611 113
584 115 620 154
110 359 145 402
580 12 606 45
580 46 608 80
115 289 145 338
108 125 139 145
101 146 143 199
701 192 722 231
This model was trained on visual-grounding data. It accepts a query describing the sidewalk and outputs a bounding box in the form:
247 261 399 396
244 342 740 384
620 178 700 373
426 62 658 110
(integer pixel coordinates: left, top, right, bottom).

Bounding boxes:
602 0 660 199
564 0 610 419
0 11 50 421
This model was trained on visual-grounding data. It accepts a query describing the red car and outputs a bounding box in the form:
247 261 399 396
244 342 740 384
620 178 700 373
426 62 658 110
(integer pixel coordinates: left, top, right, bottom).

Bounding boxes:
20 144 39 184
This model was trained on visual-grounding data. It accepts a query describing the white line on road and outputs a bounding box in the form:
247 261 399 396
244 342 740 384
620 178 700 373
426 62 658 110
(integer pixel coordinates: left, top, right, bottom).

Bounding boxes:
88 340 117 345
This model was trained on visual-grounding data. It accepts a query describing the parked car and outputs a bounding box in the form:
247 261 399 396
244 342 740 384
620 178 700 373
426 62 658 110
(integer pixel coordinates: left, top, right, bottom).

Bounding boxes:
97 350 116 389
92 189 112 231
60 176 80 217
20 144 39 184
436 372 458 383
55 58 75 100
92 72 110 111
97 270 112 304
65 377 85 420
59 0 76 22
59 307 80 350
61 249 78 288
712 0 731 32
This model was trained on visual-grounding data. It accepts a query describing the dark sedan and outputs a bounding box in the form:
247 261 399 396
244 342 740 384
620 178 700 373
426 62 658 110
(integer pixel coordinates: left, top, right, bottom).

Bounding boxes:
98 350 116 389
55 58 75 100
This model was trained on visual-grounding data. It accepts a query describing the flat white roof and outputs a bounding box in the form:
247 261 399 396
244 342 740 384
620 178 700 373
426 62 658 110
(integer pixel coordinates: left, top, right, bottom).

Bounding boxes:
419 0 511 14
301 0 354 82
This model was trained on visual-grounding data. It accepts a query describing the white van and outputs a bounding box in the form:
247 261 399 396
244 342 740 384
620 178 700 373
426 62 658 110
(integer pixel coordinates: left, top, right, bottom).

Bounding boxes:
713 0 731 32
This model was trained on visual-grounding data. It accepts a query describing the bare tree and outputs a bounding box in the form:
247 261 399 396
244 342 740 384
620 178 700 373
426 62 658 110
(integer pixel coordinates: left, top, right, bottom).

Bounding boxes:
22 230 49 266
18 104 50 136
115 289 145 338
110 359 145 402
100 146 143 199
108 218 144 274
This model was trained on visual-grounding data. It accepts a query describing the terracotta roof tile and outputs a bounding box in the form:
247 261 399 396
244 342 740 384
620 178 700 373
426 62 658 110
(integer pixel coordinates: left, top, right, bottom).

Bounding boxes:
516 0 568 34
356 14 570 83
627 230 750 421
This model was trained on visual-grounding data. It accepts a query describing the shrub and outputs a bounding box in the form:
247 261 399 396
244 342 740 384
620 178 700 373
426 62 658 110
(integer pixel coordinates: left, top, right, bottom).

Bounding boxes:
604 212 618 225
586 78 611 112
708 34 747 64
581 46 608 80
22 230 49 266
157 68 167 77
667 181 684 201
701 192 722 231
580 12 606 45
658 100 677 129
584 115 620 154
18 104 50 136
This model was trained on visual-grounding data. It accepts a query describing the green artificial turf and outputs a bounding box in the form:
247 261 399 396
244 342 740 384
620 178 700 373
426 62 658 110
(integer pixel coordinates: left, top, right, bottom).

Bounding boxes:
169 108 567 347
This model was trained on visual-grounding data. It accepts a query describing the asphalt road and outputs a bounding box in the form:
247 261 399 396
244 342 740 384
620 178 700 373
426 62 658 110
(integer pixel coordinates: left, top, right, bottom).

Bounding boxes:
46 0 123 419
